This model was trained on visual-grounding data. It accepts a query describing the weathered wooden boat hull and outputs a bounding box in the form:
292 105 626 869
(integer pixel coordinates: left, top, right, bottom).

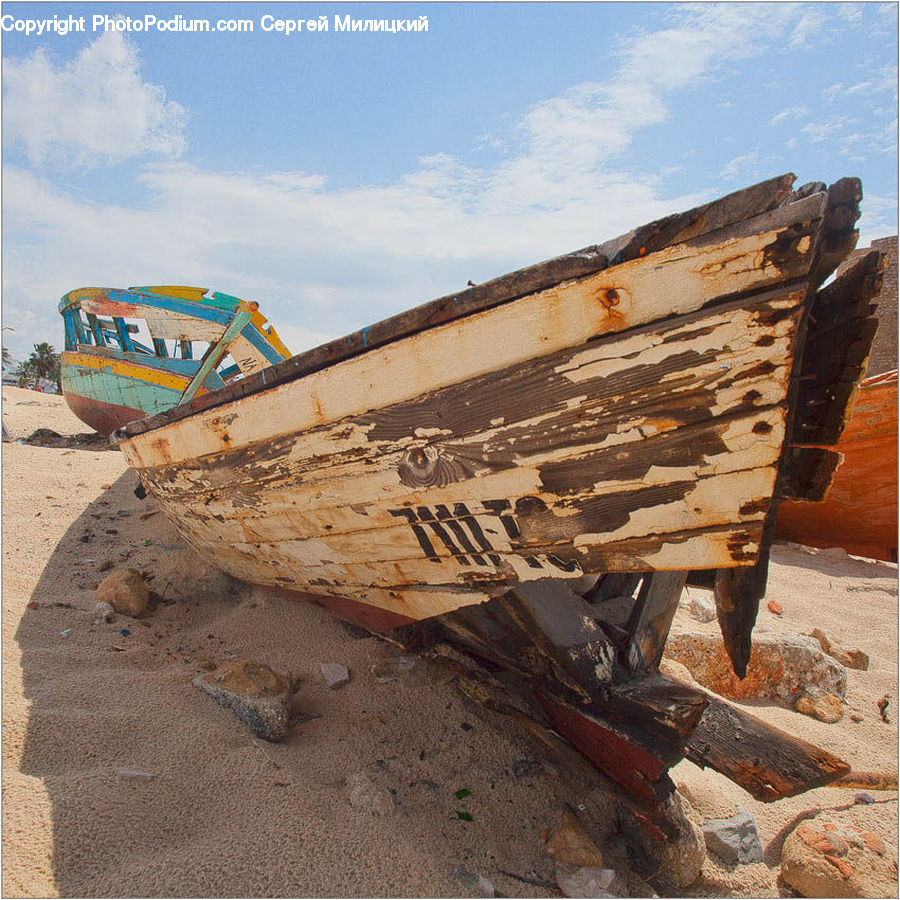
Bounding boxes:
777 369 898 561
118 179 872 619
113 175 878 812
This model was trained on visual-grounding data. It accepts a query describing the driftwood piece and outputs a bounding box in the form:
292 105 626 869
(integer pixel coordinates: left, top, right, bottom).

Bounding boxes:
686 693 850 801
829 771 899 792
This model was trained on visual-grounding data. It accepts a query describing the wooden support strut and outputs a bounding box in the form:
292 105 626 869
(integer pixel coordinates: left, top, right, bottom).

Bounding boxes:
422 572 851 808
711 179 871 679
179 302 257 404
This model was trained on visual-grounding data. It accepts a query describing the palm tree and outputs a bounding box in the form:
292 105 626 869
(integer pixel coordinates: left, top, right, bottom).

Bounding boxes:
15 358 36 388
22 343 61 390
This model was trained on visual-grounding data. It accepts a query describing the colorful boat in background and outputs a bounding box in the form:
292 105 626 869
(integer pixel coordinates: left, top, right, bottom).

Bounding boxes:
58 286 291 435
777 368 898 561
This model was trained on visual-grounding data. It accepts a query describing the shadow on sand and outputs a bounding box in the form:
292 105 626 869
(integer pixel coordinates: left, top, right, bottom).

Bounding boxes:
12 455 612 897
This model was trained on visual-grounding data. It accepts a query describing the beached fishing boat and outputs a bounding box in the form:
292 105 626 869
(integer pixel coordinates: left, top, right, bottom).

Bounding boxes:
111 175 881 826
58 286 291 435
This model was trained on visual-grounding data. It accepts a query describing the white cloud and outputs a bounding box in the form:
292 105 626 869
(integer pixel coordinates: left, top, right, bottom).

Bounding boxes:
719 152 760 180
1 159 707 360
788 8 828 46
837 4 864 25
2 31 187 167
2 6 884 362
770 106 809 125
856 193 899 247
801 119 846 143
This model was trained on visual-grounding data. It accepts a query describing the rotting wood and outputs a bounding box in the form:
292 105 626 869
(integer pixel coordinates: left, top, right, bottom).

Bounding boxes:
789 249 883 448
686 693 850 801
119 236 816 469
776 447 843 502
829 771 899 792
124 287 808 609
705 180 865 679
603 674 708 757
624 571 688 673
713 551 769 680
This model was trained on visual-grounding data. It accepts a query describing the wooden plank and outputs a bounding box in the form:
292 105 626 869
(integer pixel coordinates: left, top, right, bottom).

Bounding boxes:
120 226 817 470
776 447 843 502
625 572 688 672
789 250 883 447
605 674 709 753
131 287 803 514
686 693 850 801
136 320 797 530
809 177 863 287
119 174 805 439
713 554 769 680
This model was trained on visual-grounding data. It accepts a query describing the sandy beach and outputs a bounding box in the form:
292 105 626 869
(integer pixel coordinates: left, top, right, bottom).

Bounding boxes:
2 386 897 898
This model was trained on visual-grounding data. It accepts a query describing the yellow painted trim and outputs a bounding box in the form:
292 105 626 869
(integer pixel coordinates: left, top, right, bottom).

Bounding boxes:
137 285 210 302
61 351 207 394
249 310 291 358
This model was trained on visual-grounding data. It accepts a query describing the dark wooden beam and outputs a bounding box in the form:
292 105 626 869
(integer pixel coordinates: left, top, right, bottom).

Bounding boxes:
687 693 851 801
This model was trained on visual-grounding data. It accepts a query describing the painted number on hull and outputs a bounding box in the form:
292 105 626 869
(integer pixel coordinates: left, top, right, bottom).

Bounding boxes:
389 500 580 573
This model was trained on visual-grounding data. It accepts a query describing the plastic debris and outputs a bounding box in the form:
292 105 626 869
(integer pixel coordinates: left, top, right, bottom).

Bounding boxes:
117 768 156 781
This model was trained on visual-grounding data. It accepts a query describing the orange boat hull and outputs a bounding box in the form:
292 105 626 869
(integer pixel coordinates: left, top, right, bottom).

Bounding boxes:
777 371 898 561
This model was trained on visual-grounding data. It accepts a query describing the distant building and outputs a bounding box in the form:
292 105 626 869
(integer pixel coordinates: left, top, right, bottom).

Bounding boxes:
1 358 20 386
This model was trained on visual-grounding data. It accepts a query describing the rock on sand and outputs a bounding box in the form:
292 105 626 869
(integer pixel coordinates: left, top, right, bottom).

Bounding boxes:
193 660 292 742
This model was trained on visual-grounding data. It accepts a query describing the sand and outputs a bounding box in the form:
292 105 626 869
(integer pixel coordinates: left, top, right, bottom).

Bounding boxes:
2 385 897 898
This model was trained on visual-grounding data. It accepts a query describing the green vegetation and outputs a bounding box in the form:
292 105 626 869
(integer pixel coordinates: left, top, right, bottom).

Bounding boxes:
17 342 61 390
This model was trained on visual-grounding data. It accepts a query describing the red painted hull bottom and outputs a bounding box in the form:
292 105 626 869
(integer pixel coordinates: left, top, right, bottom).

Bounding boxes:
63 391 146 437
776 372 898 562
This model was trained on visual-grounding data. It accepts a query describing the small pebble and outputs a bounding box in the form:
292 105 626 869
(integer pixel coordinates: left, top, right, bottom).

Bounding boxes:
320 662 351 689
93 601 115 625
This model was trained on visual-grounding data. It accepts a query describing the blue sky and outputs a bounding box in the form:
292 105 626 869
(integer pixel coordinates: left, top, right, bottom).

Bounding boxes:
2 2 897 361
